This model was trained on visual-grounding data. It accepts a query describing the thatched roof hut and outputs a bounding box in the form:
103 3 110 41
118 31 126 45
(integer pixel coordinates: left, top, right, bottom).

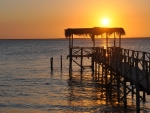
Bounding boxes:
65 27 126 47
65 27 125 37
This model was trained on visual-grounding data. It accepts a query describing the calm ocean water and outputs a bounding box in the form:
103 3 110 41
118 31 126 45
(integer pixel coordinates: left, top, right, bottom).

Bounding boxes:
0 38 150 113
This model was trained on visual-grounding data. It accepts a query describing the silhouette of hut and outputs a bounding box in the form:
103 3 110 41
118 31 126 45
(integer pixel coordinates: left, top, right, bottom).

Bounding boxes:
65 27 125 47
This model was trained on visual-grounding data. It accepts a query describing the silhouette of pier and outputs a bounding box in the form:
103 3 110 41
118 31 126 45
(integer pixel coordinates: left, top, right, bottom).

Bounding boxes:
65 27 150 113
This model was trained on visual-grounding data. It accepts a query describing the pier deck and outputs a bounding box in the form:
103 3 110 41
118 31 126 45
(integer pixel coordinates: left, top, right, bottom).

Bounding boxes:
98 47 150 92
68 46 150 113
68 47 150 92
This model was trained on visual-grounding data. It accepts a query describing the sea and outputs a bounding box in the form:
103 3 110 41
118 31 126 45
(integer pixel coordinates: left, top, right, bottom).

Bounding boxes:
0 38 150 113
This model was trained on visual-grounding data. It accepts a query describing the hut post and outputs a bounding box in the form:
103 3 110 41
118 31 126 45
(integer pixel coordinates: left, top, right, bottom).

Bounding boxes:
119 34 121 47
72 34 73 47
106 32 108 49
68 35 72 73
69 46 72 73
91 47 95 74
114 32 116 47
91 34 95 47
93 35 95 47
69 36 71 47
106 32 109 60
81 48 83 73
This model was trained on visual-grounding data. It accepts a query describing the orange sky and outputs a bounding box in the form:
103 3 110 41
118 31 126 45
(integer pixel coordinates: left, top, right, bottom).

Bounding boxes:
0 0 150 39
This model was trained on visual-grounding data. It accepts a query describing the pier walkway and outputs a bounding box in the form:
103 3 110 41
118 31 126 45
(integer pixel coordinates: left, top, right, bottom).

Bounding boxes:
68 46 150 113
65 27 150 113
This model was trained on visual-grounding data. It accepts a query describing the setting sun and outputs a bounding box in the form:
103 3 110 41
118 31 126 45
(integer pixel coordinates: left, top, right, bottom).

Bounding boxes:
101 18 109 27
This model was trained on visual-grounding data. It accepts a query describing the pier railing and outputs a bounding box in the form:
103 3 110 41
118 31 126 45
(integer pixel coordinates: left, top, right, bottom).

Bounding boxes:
68 46 150 112
93 47 150 92
68 46 150 92
68 46 104 57
68 46 104 72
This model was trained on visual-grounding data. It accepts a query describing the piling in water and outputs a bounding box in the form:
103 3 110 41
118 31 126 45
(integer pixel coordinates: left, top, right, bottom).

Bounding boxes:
60 55 62 71
50 57 53 71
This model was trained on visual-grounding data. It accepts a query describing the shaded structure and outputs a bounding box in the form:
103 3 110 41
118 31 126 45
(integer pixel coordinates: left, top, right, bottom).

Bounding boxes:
65 27 150 113
65 27 125 47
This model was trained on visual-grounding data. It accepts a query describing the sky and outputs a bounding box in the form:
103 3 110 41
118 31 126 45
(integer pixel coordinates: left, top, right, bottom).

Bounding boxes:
0 0 150 39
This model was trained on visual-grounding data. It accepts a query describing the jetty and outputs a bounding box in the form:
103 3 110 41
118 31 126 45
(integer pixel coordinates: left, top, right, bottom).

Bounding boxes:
65 27 150 113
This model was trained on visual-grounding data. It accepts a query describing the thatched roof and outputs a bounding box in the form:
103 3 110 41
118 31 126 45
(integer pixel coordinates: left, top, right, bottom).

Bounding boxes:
65 27 125 38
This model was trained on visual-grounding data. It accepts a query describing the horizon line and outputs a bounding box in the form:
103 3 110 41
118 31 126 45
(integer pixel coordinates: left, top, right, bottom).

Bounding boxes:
0 37 150 40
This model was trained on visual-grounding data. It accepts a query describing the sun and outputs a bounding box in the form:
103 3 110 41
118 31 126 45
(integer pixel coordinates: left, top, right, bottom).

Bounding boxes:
101 18 109 27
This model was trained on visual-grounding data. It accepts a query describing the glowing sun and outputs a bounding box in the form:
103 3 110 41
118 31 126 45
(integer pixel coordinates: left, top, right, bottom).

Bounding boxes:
101 18 109 27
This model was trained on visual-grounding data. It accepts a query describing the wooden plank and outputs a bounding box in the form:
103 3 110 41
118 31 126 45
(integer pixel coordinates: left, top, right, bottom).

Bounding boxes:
68 55 93 57
117 63 150 92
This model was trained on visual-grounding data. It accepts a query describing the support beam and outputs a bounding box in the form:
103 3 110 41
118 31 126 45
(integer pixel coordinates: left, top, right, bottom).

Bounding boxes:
92 57 94 73
142 52 146 102
117 72 120 103
60 55 62 71
143 91 146 102
95 62 97 74
90 34 95 47
72 59 84 69
132 84 134 98
98 63 100 80
106 33 108 48
69 36 71 47
50 57 53 71
135 58 140 113
124 76 127 113
72 34 73 47
102 65 104 85
81 48 83 73
114 32 116 47
69 47 72 72
123 53 127 112
119 34 121 47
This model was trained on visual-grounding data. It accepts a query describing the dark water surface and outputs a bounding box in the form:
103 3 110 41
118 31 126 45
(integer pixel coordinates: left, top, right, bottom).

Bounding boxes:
0 38 150 112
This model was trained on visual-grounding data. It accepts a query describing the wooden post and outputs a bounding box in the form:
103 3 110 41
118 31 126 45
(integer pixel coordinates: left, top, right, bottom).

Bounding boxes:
124 54 127 112
117 72 120 103
50 57 53 71
105 66 108 105
127 50 130 64
69 36 71 47
69 47 72 72
143 91 146 102
124 76 127 113
98 63 100 80
132 83 134 98
60 55 62 71
91 48 95 73
81 48 83 73
109 69 112 98
72 34 73 47
92 56 94 73
119 34 121 47
142 52 146 102
149 58 150 85
146 61 149 95
106 33 108 49
135 52 140 113
148 54 150 73
114 32 116 47
93 35 95 47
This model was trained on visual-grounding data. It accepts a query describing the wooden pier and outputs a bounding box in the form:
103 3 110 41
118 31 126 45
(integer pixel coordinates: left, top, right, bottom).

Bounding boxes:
65 27 150 113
